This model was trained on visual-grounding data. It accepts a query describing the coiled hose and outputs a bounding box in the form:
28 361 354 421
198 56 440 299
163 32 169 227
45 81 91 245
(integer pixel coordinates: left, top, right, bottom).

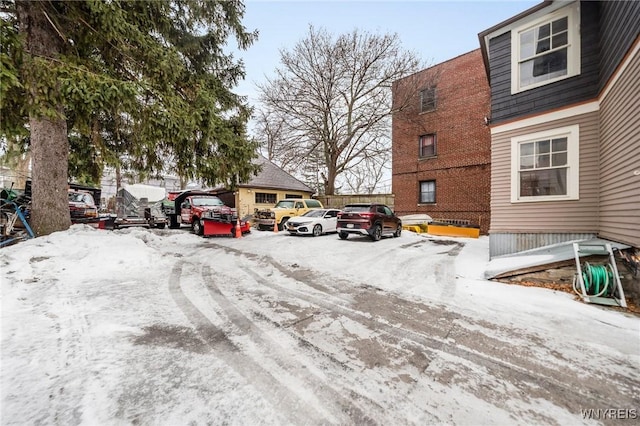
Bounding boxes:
573 262 615 297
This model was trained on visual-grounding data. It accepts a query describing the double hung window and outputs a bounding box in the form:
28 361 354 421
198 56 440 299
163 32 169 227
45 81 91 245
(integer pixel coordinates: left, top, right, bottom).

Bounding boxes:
419 87 437 112
419 180 436 204
511 125 579 202
512 3 580 92
419 134 436 158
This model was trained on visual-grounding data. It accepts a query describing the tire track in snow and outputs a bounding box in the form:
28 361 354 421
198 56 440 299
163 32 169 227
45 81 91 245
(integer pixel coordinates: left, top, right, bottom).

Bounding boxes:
200 264 380 424
168 261 328 425
40 283 93 425
210 244 638 417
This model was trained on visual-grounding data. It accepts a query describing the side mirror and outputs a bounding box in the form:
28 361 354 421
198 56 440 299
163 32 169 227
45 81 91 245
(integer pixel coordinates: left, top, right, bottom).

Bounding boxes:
181 202 188 209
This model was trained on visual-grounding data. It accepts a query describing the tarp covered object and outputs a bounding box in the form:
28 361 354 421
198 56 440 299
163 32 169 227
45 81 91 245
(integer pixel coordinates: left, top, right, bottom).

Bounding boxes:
116 184 166 219
122 184 166 203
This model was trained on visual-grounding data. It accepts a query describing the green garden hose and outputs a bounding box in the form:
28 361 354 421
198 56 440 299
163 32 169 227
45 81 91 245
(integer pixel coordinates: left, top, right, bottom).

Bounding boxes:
576 262 615 297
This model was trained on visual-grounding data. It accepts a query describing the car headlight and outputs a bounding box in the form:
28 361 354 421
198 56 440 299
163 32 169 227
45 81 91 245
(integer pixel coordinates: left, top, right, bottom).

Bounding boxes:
270 212 275 219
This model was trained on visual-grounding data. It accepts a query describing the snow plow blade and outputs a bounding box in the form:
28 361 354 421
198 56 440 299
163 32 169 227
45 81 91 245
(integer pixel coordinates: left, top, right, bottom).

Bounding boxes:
202 218 251 237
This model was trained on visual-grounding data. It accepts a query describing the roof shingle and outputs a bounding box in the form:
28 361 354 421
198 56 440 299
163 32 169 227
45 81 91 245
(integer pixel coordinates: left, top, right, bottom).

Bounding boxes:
239 154 314 193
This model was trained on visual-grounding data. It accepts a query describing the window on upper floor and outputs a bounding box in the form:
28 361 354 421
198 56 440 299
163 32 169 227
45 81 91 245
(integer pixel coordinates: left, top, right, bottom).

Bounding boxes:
419 87 437 112
419 180 436 204
419 134 436 158
511 125 579 202
511 2 580 93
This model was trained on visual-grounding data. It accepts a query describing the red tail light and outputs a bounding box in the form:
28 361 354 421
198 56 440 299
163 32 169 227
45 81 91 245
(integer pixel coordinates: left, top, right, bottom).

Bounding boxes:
339 211 373 219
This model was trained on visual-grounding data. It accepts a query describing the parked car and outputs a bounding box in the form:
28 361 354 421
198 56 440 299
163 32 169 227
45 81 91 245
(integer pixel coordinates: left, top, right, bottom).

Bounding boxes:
254 198 324 231
68 189 98 221
336 203 402 241
286 208 341 236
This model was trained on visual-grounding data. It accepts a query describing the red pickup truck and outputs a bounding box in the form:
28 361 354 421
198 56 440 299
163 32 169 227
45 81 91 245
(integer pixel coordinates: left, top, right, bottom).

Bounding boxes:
163 190 250 236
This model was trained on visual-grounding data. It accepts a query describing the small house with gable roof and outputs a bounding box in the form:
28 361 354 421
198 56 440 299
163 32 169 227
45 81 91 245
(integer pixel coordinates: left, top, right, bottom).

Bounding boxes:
211 154 316 218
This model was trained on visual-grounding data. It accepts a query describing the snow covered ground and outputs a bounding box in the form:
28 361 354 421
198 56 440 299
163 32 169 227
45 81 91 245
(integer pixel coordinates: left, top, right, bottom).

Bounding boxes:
1 225 639 425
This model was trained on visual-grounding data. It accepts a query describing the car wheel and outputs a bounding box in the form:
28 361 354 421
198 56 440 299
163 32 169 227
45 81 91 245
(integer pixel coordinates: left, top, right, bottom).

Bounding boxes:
370 224 382 241
312 224 322 237
339 231 348 240
156 223 166 230
192 218 203 236
394 224 401 237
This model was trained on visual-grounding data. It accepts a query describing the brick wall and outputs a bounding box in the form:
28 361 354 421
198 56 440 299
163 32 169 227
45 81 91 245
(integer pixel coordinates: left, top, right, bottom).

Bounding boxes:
392 49 492 234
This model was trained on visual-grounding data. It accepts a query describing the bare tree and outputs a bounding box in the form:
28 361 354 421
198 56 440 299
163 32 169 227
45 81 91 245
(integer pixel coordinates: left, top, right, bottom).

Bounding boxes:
343 149 391 194
253 108 303 175
255 26 423 195
391 67 443 133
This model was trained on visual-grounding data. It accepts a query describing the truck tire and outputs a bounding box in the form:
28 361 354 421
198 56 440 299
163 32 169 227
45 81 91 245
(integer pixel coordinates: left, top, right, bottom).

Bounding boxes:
192 218 203 235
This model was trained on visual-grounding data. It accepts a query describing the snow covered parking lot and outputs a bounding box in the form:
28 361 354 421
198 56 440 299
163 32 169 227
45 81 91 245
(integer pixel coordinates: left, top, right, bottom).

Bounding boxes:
1 226 639 425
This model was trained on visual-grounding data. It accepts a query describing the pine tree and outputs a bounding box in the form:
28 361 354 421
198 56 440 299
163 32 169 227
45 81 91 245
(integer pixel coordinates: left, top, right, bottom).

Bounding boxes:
1 0 259 235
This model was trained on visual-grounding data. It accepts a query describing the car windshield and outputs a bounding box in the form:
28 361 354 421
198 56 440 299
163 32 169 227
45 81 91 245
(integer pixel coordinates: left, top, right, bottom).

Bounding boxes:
274 200 295 208
68 192 94 205
302 209 325 218
192 197 224 207
343 205 370 213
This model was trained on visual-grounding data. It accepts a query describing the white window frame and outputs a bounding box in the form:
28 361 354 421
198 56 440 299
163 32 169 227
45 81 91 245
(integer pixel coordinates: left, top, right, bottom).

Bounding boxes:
511 2 581 94
510 125 579 203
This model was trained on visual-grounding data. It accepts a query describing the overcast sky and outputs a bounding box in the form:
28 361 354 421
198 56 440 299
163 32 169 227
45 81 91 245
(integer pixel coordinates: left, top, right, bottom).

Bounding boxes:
234 0 541 104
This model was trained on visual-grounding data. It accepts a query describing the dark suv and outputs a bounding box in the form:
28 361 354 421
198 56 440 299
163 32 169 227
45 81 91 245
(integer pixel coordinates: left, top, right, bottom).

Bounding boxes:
336 203 402 241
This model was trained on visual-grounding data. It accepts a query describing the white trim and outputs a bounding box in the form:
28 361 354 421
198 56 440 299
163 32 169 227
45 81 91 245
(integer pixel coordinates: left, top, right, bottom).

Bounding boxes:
510 2 581 94
510 125 580 203
483 2 569 44
491 101 598 134
491 36 638 135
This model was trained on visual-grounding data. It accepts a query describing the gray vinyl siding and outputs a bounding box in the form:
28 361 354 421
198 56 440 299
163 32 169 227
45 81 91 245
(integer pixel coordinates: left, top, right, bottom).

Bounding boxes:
598 48 640 247
599 1 640 92
490 111 600 234
488 1 601 124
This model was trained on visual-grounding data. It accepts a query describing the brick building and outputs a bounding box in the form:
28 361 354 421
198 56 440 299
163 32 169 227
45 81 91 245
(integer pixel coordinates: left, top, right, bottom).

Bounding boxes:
391 49 492 233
